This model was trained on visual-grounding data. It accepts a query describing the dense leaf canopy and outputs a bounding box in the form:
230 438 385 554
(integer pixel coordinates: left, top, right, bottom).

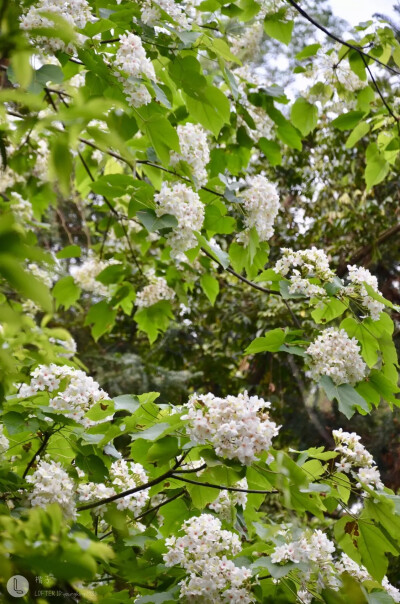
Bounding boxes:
1 0 400 602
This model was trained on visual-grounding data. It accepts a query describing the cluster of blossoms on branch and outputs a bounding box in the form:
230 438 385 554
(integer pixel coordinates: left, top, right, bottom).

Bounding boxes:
139 0 190 31
208 478 248 520
182 391 280 465
0 425 9 454
78 459 149 516
26 458 77 519
238 175 280 244
70 255 116 298
171 123 210 188
274 247 334 298
306 328 367 386
164 514 254 603
155 183 204 255
335 554 400 602
9 193 34 226
113 33 156 107
20 0 93 52
344 265 385 321
18 364 110 427
271 526 400 602
309 48 367 93
333 429 384 491
135 271 175 308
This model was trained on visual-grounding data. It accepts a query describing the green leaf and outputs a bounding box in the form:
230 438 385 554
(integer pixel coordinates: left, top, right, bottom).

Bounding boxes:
84 300 117 341
331 111 365 131
295 43 321 60
258 138 282 166
137 210 178 232
340 317 379 368
52 276 81 310
134 300 174 343
185 85 231 137
358 521 398 581
264 16 294 45
345 121 370 148
319 376 370 419
290 98 318 136
200 274 219 305
311 299 347 324
276 122 302 150
135 105 180 165
245 329 286 354
113 395 140 414
56 245 81 259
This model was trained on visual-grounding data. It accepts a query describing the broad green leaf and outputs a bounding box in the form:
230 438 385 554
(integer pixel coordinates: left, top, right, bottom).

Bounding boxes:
290 98 318 136
84 300 117 341
52 276 81 310
319 376 370 419
345 121 370 148
185 86 231 137
245 329 286 354
331 111 365 131
264 16 294 45
200 274 219 305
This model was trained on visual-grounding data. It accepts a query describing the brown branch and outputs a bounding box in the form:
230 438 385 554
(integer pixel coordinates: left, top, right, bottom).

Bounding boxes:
337 223 400 276
359 54 399 124
170 474 279 494
77 454 188 511
286 0 400 76
22 432 51 479
201 247 281 296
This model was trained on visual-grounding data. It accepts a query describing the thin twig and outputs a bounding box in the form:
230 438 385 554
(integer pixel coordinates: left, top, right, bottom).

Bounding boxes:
287 0 400 75
201 247 281 296
170 473 279 494
22 432 51 479
77 454 188 511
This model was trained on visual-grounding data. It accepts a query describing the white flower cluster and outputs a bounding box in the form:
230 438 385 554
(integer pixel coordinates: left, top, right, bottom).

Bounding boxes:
48 336 77 358
335 554 400 602
311 49 367 92
113 33 155 107
28 263 55 289
306 328 367 386
0 166 25 196
230 23 263 62
20 0 92 52
275 247 334 298
26 458 76 519
78 459 149 515
182 391 280 465
271 529 339 600
18 364 110 426
171 123 210 188
140 0 189 31
208 478 248 521
32 138 50 183
9 193 34 225
333 429 384 491
164 514 254 603
345 265 384 321
70 256 115 297
258 0 296 19
135 271 175 308
238 175 280 243
233 66 275 142
0 424 9 454
155 183 204 255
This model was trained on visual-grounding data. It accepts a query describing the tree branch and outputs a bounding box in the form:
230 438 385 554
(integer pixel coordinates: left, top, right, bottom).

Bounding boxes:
170 474 279 494
286 0 400 75
201 247 281 296
77 454 188 511
22 432 52 479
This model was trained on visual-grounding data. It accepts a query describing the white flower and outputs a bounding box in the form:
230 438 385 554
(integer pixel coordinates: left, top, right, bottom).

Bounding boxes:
135 272 175 308
306 328 367 386
154 183 204 255
164 514 254 603
9 193 34 224
0 424 9 454
345 265 384 321
238 175 280 243
20 0 92 52
311 49 367 92
26 459 76 519
332 429 384 492
208 478 248 520
70 255 116 298
77 460 149 516
171 123 210 187
18 364 110 427
140 0 189 31
335 554 400 601
274 247 334 298
113 33 155 107
28 263 55 289
182 391 280 465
